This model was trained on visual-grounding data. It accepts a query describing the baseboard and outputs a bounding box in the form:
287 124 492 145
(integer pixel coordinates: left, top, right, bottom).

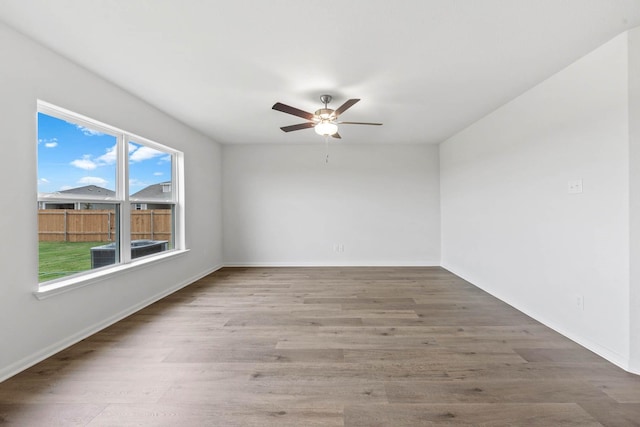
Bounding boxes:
441 263 634 374
628 360 640 375
224 261 440 267
0 263 224 383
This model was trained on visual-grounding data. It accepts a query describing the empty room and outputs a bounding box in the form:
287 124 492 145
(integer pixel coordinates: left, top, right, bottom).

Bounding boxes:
1 0 640 425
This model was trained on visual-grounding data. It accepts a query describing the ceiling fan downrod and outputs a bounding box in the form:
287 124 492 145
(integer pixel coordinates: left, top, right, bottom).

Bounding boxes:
319 94 332 108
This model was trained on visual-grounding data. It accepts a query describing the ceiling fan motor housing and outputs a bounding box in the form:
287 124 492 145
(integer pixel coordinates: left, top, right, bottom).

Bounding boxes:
315 108 335 120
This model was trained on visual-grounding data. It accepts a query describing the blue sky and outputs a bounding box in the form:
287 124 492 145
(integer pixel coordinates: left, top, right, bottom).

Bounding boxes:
37 112 171 195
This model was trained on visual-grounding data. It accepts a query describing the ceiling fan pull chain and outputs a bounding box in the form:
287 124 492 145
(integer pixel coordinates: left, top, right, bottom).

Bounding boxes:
325 135 330 163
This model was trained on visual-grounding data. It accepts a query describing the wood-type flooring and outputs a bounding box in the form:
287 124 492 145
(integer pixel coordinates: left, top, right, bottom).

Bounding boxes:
1 267 639 426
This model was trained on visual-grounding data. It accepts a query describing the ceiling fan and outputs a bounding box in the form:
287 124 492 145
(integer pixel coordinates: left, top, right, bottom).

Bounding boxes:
272 95 382 139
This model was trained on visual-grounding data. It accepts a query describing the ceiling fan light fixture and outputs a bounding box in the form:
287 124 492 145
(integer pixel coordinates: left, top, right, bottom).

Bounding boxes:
315 121 338 136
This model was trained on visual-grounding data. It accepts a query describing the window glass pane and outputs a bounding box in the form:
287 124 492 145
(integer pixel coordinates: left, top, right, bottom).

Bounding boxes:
38 205 120 282
37 112 117 199
37 103 182 286
128 141 173 201
130 204 174 259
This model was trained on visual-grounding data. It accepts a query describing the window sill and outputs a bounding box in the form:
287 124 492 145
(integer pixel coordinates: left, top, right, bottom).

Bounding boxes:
34 249 190 300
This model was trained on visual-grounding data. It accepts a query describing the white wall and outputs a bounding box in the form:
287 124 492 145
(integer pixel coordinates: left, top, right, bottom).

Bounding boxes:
629 27 640 373
440 34 631 369
223 143 440 266
0 22 223 381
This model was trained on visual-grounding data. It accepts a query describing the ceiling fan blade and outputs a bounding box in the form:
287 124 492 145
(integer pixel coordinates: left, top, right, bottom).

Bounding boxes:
331 132 342 139
280 122 315 132
272 102 316 121
334 99 360 116
339 121 383 126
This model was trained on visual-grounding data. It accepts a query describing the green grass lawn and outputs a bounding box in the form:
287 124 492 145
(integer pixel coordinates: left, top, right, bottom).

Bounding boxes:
39 241 106 282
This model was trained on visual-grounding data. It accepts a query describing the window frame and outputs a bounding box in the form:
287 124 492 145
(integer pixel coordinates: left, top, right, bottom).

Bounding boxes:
35 100 186 298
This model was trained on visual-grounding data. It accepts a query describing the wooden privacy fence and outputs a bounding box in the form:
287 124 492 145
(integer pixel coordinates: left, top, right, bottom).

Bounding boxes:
38 209 172 242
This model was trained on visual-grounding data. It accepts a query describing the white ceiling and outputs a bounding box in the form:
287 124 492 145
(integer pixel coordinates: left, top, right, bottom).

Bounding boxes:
1 0 639 145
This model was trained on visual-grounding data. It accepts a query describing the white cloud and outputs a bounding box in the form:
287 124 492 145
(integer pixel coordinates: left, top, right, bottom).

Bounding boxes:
59 185 73 191
39 138 58 148
129 178 146 186
38 178 50 184
70 155 97 170
130 146 164 162
96 144 117 165
159 154 171 163
78 176 108 186
75 124 103 136
153 172 163 176
129 178 148 190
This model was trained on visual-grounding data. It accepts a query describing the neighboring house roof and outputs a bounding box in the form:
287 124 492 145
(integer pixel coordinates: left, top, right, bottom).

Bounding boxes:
131 182 172 200
58 185 115 197
52 183 171 200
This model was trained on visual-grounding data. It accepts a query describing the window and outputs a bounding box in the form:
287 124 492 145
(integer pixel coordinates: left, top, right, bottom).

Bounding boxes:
37 101 183 285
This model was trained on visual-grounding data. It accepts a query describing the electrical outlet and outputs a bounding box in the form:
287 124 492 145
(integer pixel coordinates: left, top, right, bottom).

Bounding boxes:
568 179 583 194
576 295 585 311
